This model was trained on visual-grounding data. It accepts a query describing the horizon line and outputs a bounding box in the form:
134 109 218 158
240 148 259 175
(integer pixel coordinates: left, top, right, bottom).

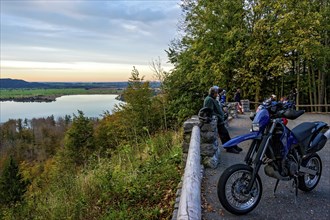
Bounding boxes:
0 78 161 83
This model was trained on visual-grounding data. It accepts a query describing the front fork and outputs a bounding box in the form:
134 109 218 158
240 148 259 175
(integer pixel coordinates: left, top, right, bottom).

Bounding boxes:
244 121 278 192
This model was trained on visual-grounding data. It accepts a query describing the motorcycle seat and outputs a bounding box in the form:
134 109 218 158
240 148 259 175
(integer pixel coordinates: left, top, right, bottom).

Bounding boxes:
291 122 317 146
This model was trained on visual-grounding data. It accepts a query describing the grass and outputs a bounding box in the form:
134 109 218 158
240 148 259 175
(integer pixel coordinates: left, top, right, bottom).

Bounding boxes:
0 88 122 99
0 131 183 220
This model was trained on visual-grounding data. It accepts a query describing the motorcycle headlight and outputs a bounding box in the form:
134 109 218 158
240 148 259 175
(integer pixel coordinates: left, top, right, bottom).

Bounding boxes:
252 123 260 132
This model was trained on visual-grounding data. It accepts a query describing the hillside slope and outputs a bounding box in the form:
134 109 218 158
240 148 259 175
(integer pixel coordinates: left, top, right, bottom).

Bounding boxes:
0 78 52 89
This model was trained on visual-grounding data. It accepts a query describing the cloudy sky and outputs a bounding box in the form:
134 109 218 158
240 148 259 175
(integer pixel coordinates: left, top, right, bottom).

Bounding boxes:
0 0 181 82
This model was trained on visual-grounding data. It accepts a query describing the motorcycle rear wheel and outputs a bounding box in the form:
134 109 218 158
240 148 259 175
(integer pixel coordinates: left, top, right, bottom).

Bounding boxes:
217 164 262 215
298 153 322 192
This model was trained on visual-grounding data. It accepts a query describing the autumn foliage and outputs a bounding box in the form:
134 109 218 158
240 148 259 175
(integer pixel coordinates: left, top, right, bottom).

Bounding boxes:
0 67 182 219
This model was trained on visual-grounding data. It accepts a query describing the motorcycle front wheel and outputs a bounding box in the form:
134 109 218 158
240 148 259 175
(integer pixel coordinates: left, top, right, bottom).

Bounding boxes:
298 153 322 192
217 164 262 215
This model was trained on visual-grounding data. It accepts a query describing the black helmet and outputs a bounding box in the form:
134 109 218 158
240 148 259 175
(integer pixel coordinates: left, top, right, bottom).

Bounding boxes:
198 107 213 123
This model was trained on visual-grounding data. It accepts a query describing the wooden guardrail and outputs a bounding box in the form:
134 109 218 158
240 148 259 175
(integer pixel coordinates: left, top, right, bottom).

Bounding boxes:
248 102 329 112
295 104 330 107
177 125 202 220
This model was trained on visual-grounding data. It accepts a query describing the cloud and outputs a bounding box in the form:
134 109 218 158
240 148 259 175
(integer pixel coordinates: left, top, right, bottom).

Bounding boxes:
0 0 181 81
1 1 179 34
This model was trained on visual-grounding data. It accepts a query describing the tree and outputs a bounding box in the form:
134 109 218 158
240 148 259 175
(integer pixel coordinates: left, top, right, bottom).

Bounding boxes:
121 66 155 136
93 66 166 160
64 111 95 166
0 156 28 205
150 57 169 130
165 0 329 120
150 56 168 84
94 111 127 158
164 0 248 122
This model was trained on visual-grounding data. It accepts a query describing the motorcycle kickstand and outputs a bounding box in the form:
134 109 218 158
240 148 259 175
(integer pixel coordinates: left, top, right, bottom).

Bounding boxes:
292 176 298 204
273 179 280 197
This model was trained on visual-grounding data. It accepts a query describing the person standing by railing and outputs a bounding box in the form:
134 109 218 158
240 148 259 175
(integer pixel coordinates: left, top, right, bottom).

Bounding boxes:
215 87 229 127
203 87 242 154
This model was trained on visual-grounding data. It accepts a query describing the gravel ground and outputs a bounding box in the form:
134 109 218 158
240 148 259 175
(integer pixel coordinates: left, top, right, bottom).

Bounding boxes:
202 113 330 220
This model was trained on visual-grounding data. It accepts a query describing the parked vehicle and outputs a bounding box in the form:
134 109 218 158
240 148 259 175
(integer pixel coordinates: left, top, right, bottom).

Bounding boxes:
217 97 330 215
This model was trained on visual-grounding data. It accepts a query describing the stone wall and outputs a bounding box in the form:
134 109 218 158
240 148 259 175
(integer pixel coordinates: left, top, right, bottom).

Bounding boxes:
182 115 220 169
241 99 250 112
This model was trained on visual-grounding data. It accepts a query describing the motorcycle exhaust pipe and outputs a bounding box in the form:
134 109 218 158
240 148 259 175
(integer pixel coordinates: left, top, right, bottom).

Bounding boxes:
264 165 290 181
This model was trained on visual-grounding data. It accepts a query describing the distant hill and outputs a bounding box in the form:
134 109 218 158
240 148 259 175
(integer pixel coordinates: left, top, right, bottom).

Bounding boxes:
0 78 160 89
0 78 53 89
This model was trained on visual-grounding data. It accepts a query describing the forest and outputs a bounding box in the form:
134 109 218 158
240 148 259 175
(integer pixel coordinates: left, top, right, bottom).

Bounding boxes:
164 0 329 122
1 0 329 219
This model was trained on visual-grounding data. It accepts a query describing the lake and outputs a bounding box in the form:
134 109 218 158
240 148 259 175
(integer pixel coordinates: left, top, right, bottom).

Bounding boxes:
0 94 123 123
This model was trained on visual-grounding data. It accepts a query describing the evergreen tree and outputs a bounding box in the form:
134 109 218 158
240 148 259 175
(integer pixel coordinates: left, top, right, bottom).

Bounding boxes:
64 111 95 166
93 66 164 158
122 66 154 136
0 155 28 205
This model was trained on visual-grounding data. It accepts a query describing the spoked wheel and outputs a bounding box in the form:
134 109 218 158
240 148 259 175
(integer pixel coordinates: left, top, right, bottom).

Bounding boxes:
298 153 322 192
217 164 262 215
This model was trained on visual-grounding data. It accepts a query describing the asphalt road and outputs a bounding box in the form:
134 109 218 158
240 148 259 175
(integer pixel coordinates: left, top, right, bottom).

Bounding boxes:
202 113 330 220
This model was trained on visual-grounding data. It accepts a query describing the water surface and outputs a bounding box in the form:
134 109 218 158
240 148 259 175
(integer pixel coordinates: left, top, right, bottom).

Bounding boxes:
0 94 123 123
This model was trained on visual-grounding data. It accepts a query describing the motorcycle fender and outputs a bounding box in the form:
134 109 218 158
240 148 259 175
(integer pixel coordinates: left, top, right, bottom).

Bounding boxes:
223 132 260 148
325 129 330 140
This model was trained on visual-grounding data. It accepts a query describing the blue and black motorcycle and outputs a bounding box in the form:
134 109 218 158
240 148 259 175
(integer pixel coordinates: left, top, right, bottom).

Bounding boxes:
217 98 330 215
